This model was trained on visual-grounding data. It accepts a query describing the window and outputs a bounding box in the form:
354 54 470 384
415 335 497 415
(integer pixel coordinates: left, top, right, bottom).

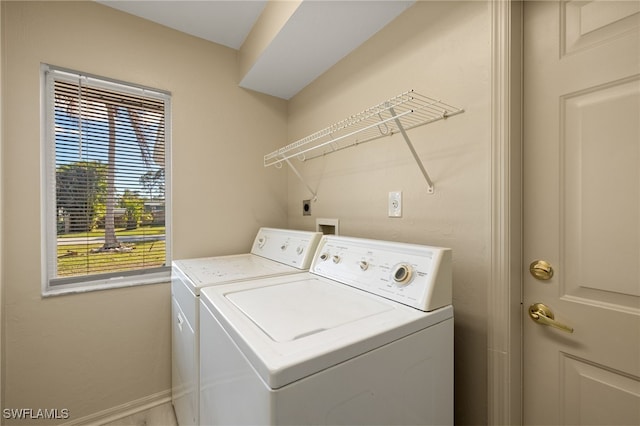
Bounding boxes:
42 64 171 295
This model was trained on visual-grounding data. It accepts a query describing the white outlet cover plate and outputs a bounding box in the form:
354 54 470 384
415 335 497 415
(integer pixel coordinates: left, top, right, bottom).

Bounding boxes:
388 191 402 217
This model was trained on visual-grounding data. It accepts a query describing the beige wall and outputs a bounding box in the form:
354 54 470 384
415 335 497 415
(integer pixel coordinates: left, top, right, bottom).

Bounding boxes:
239 0 302 81
2 1 287 424
286 2 490 424
1 0 4 419
3 1 493 424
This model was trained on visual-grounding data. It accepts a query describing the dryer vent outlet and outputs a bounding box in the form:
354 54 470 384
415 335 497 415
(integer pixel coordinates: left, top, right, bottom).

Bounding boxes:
302 200 312 216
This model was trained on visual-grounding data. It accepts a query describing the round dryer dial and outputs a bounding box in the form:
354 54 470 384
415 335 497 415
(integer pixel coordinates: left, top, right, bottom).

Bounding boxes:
392 263 414 285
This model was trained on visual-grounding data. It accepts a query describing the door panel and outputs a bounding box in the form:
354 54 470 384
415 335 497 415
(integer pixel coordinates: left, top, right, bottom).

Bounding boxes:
561 354 640 425
562 76 640 305
563 0 640 55
523 1 640 424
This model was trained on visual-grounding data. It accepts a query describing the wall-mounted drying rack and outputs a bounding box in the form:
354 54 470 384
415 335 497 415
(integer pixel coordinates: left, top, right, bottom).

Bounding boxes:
264 90 464 198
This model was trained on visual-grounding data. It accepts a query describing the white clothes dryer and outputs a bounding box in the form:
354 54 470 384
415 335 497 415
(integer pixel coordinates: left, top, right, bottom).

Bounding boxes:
171 228 322 426
199 235 453 425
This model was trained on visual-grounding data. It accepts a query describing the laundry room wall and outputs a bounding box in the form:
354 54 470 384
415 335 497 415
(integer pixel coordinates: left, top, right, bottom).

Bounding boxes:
1 1 287 424
286 1 490 424
0 0 5 415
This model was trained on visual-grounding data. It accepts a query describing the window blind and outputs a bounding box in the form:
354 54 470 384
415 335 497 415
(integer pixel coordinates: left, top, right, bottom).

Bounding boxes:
43 65 171 291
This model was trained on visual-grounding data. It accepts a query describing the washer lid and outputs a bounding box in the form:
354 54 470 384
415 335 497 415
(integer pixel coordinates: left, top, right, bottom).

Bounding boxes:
200 275 453 389
227 279 392 342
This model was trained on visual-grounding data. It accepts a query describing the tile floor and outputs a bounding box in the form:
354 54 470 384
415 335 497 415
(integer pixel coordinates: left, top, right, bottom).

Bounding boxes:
100 402 177 426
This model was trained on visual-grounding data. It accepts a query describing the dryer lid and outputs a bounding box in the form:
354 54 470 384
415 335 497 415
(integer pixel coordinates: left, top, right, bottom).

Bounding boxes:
227 279 392 342
173 254 300 291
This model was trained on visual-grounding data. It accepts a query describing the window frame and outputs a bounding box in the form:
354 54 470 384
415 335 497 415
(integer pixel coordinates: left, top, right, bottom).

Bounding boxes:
41 64 172 296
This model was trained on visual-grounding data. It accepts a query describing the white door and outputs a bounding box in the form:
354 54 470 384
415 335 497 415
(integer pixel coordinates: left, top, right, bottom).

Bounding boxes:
523 1 640 425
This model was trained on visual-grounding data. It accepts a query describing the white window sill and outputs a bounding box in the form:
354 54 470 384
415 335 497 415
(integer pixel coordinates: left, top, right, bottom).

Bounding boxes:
42 269 171 297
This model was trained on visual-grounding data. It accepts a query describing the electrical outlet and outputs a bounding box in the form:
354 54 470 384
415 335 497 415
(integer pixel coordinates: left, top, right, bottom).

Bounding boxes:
303 199 312 216
388 191 402 217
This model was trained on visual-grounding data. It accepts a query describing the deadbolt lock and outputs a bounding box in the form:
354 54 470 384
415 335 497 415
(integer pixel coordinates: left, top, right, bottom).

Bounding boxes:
529 260 554 280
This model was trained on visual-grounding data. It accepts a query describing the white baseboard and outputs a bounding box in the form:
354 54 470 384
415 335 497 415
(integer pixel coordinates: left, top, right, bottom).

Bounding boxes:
61 389 172 426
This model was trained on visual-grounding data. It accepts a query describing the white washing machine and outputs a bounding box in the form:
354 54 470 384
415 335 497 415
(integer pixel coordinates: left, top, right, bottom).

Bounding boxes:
171 228 322 426
199 235 453 425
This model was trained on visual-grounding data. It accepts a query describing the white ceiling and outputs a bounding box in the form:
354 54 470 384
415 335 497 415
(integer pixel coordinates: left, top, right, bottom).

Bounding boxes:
238 0 414 99
97 1 268 49
97 0 415 99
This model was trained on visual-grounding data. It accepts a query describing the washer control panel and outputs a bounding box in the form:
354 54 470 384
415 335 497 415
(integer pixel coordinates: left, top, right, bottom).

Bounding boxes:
251 228 322 270
311 236 452 311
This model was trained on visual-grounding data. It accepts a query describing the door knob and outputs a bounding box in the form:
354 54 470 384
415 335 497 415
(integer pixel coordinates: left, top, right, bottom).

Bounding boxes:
528 303 574 333
529 260 554 280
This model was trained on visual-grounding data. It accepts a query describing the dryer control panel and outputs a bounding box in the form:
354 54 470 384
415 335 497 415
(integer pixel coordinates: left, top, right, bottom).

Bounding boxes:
251 228 322 270
311 236 452 311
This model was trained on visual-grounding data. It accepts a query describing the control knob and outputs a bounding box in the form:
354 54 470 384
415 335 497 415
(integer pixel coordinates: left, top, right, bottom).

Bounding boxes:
392 263 413 285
